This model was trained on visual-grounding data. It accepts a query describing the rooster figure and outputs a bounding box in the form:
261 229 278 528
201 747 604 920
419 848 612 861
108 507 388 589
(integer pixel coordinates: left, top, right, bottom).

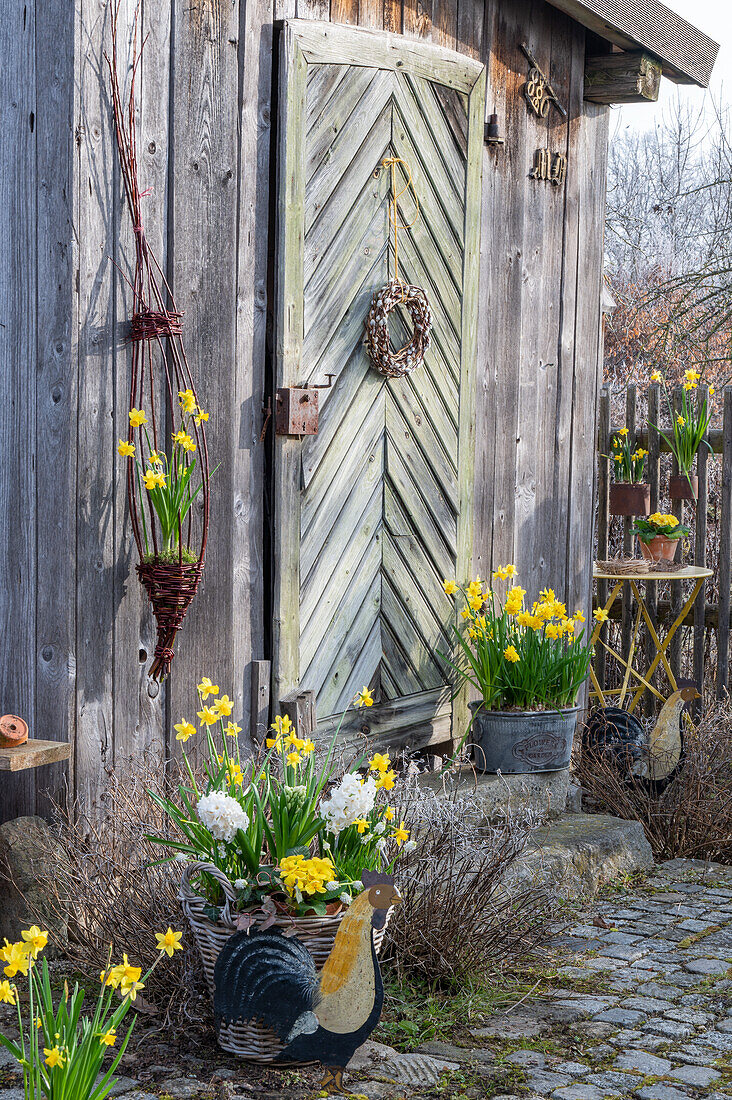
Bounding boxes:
213 870 401 1095
583 686 699 791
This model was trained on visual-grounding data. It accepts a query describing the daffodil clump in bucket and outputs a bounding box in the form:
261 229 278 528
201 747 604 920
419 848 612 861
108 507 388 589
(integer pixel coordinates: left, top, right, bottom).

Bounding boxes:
442 567 593 713
0 925 181 1100
149 679 414 917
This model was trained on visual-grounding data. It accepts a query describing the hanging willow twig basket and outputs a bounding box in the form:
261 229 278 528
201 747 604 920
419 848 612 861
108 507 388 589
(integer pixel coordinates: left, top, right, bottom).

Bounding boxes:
365 157 432 378
108 14 210 680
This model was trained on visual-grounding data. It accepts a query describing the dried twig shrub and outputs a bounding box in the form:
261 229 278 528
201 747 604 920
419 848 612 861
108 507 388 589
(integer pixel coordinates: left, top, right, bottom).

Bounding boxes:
577 699 732 864
25 754 210 1032
384 782 556 988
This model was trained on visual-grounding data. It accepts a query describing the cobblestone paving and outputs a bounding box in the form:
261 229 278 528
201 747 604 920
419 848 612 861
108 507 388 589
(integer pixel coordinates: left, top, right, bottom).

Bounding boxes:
0 858 730 1099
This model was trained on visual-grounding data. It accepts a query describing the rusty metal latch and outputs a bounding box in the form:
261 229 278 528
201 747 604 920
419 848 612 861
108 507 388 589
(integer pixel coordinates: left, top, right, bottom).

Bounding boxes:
274 375 335 437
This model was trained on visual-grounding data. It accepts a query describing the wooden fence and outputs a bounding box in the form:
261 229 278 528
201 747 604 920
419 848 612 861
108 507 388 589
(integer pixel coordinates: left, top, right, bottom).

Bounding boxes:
595 382 732 713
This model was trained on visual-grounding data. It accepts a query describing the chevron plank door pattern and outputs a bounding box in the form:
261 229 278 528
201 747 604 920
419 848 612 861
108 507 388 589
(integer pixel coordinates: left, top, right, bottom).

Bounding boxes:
274 21 485 752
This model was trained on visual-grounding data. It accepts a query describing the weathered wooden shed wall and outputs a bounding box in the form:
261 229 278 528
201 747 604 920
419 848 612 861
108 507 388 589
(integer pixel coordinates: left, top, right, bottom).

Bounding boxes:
0 0 607 821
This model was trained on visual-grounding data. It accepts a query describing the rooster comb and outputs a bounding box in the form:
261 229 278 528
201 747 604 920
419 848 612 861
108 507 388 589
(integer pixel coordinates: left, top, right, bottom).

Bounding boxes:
361 869 395 887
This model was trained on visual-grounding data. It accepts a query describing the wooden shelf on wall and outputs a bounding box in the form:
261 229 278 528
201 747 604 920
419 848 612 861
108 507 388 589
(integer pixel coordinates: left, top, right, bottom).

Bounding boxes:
0 740 71 772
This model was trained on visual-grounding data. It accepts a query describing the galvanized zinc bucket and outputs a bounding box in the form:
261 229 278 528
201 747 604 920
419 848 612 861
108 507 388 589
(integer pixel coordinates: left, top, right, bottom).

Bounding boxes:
469 703 579 773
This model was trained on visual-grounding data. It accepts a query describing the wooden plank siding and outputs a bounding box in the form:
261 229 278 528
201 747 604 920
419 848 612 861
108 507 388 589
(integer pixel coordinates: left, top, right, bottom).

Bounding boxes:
1 0 609 819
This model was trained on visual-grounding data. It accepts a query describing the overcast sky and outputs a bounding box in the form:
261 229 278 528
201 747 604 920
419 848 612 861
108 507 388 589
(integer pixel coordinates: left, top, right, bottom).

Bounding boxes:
617 0 731 131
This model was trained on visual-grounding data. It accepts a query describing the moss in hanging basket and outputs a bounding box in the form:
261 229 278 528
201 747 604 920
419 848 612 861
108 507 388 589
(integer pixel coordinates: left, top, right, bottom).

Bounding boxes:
142 546 199 565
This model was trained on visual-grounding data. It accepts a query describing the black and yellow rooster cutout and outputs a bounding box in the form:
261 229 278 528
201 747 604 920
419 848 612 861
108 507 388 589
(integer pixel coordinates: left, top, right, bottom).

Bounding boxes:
214 871 402 1095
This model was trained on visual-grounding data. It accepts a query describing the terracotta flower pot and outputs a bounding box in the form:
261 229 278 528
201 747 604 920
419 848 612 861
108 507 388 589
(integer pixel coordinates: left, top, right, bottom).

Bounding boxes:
669 473 698 501
609 482 650 516
0 715 29 748
639 536 680 564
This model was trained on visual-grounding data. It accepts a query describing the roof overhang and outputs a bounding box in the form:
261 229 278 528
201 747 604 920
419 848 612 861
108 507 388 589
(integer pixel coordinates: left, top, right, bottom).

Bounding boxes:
543 0 719 87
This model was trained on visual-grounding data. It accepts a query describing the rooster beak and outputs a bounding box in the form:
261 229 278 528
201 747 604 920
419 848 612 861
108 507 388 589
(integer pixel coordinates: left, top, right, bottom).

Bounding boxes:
391 893 403 906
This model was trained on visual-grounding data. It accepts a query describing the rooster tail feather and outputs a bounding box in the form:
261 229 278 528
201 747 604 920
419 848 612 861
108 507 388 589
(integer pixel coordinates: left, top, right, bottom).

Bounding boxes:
213 929 319 1042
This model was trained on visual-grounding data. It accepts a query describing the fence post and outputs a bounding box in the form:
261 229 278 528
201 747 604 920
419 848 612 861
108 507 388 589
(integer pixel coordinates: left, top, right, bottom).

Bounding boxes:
645 382 661 717
596 387 611 693
693 386 708 721
669 386 683 684
717 388 732 697
621 385 637 661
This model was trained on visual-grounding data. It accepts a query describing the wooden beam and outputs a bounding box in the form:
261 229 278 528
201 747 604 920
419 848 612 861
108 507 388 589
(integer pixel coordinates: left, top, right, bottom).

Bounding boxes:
250 661 271 745
542 0 718 88
584 51 661 104
0 740 71 773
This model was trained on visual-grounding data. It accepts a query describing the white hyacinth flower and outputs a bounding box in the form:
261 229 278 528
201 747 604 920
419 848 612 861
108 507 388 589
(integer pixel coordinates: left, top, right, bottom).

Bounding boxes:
197 791 250 843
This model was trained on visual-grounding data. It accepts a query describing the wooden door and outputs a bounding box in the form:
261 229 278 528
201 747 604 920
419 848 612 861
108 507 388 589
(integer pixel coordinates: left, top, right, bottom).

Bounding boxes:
273 20 484 753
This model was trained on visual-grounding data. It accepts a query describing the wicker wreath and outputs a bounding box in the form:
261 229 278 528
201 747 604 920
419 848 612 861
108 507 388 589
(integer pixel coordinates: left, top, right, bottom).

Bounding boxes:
365 280 432 378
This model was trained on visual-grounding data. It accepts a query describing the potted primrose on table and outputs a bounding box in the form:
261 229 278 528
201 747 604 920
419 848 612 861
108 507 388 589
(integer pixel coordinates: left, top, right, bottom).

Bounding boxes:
608 426 650 516
147 677 414 1061
650 369 714 501
632 512 690 564
441 569 593 774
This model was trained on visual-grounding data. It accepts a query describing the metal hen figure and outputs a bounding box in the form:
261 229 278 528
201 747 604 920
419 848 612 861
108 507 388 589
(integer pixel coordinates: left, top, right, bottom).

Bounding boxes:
213 870 401 1096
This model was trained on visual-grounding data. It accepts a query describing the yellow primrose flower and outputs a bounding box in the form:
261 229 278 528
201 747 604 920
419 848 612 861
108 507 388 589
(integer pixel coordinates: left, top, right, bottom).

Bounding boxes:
99 1028 117 1047
213 694 234 717
370 752 391 773
44 1046 65 1068
1 941 30 978
197 676 219 699
302 738 315 755
384 806 395 821
117 439 135 457
286 751 302 768
143 469 166 491
677 414 686 427
442 579 458 595
129 408 147 428
197 706 219 727
0 980 15 1005
376 769 396 791
649 513 679 527
353 818 370 834
354 687 374 708
593 608 609 623
174 719 196 743
279 855 335 898
21 927 48 959
392 821 410 847
154 928 184 958
225 722 242 738
504 645 520 663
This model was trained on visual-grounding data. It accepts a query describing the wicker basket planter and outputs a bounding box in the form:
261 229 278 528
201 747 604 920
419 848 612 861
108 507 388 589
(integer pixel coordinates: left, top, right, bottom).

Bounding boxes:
180 861 388 1062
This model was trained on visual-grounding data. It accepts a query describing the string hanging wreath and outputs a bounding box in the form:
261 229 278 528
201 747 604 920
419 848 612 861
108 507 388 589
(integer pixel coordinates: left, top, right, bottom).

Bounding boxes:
365 158 432 379
108 10 210 681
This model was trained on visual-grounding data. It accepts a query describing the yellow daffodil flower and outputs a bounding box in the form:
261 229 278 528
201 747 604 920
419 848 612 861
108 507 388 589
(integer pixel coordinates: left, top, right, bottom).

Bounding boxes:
129 408 147 428
197 706 218 727
286 751 302 768
392 821 410 846
227 762 243 786
384 806 395 822
0 980 15 1005
194 407 209 425
710 386 715 395
197 676 219 700
353 818 370 834
44 1046 65 1068
369 752 391 773
99 1028 117 1047
178 389 197 414
213 694 234 717
1 941 30 978
376 769 396 791
650 370 662 382
123 979 145 1001
442 579 458 595
593 608 609 623
225 722 242 738
354 687 374 707
467 578 483 597
143 469 166 491
504 564 517 577
154 928 184 958
677 414 686 427
174 719 196 743
117 439 135 457
21 927 48 959
504 645 520 663
574 609 586 623
468 595 483 611
617 427 629 437
302 738 315 754
461 608 472 620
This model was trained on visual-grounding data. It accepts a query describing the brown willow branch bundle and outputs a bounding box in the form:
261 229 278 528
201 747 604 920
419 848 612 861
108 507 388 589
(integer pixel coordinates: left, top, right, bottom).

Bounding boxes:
106 6 210 680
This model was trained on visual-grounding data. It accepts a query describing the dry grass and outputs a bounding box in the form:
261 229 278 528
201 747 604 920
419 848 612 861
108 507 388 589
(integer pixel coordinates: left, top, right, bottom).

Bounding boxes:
383 782 556 988
577 699 732 864
24 755 210 1031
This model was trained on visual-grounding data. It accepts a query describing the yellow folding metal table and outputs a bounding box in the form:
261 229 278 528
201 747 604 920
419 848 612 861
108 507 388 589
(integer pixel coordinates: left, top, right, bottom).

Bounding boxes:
590 564 711 713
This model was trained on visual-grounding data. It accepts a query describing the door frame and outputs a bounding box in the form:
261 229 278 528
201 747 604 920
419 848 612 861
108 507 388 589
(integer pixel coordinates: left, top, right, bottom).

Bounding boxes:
272 19 485 753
